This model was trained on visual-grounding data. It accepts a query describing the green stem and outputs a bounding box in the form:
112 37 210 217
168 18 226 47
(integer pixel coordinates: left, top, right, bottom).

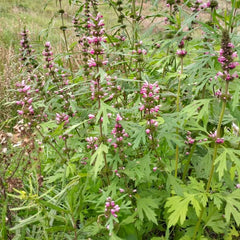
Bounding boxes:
0 177 7 239
193 82 229 239
192 207 205 240
132 0 137 49
202 84 206 99
174 57 183 178
36 127 66 163
96 35 110 186
182 143 196 182
59 0 73 75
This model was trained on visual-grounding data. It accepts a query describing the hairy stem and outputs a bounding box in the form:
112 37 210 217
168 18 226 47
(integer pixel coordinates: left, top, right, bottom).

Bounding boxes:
193 81 229 239
182 143 196 182
59 0 73 74
174 57 183 178
96 33 110 186
36 127 66 163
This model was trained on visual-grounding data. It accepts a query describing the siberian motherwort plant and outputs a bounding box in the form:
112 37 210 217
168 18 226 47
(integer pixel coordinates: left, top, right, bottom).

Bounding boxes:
193 29 239 239
2 1 240 240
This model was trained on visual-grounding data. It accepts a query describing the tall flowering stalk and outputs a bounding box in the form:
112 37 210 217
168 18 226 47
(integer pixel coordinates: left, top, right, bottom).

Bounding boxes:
108 113 129 164
73 0 91 77
19 28 37 72
174 40 187 178
139 81 161 149
193 30 239 239
41 41 75 163
58 0 73 73
86 9 110 184
16 29 46 190
17 29 41 123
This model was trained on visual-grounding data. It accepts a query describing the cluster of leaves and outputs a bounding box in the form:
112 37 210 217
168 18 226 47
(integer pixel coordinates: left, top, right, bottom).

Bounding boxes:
1 0 240 239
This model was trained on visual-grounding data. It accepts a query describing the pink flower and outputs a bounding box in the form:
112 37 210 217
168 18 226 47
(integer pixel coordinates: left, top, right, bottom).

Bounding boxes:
176 49 187 57
215 138 224 144
88 114 95 119
17 110 24 115
146 129 150 134
88 58 97 67
116 114 123 121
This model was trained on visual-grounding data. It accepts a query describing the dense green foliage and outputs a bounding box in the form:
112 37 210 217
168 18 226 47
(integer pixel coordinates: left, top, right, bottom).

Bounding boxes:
1 0 240 239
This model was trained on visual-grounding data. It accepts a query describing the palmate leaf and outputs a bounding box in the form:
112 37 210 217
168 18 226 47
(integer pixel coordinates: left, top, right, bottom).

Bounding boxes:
95 101 116 135
215 150 227 180
180 99 212 127
224 190 240 225
136 197 158 224
132 125 146 149
204 203 226 234
215 147 240 180
90 143 108 179
80 222 102 237
165 193 201 227
225 226 239 240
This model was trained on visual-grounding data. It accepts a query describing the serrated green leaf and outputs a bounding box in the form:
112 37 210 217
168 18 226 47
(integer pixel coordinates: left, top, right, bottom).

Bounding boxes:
95 101 116 135
224 190 240 225
180 99 211 123
225 226 239 240
213 194 223 210
165 195 190 227
191 197 201 217
132 125 146 149
204 203 226 233
10 213 42 231
90 143 108 178
156 117 164 125
215 150 227 179
63 120 88 134
165 193 201 227
38 199 69 214
136 197 158 224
